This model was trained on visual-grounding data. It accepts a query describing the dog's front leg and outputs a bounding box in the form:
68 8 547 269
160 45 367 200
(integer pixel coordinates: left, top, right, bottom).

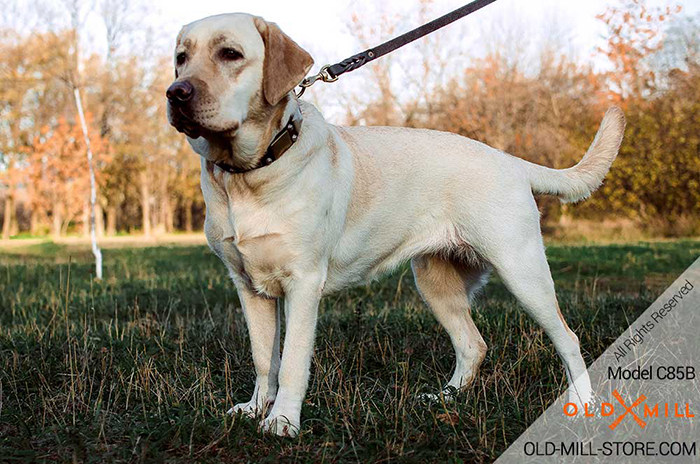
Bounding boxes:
228 285 280 418
261 273 324 437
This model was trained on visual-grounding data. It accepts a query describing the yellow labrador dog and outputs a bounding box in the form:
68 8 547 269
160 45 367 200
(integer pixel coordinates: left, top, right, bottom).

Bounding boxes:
166 13 625 437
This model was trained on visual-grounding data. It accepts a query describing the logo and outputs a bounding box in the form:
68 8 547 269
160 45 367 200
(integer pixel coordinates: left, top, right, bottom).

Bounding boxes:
608 390 646 430
564 389 694 430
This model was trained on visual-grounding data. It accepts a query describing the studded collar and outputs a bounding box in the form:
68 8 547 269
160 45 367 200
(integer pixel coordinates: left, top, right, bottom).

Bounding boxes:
214 105 303 174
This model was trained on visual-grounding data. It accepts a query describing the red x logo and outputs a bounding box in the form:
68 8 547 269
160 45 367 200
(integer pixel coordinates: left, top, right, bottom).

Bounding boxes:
609 389 647 430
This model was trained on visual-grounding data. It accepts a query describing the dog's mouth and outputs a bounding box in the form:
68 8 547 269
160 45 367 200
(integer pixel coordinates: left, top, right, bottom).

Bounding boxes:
168 106 239 139
169 108 202 138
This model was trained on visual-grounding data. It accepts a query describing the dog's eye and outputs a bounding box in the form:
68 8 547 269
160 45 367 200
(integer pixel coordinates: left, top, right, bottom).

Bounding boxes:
219 48 243 61
176 52 187 66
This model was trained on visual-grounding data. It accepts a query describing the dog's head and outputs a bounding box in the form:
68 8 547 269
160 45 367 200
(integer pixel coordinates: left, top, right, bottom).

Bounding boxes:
166 13 313 155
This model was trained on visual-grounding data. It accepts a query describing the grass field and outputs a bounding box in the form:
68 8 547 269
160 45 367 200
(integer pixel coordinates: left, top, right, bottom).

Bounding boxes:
0 239 698 463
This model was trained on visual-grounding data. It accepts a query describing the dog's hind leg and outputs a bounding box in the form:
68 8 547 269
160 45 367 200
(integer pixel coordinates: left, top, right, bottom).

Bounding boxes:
412 255 489 396
488 233 592 410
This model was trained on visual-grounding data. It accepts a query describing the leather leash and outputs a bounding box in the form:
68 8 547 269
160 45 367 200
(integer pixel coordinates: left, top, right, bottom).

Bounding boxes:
220 0 498 174
296 0 498 97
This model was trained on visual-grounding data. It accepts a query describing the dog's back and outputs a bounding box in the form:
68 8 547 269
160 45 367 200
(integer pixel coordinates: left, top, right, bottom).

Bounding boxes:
336 106 625 208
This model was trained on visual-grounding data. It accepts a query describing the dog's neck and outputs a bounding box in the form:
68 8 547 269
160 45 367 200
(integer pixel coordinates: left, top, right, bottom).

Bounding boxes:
188 94 298 172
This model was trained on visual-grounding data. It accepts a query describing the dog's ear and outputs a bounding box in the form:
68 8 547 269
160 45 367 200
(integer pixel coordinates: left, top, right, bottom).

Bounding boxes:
254 17 314 106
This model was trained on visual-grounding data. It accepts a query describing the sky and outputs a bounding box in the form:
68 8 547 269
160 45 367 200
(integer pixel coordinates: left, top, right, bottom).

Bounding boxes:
9 1 700 72
149 0 700 61
135 0 696 119
12 0 698 121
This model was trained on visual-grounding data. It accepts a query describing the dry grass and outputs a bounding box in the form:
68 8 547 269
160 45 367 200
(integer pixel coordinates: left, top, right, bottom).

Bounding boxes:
0 240 697 462
545 217 700 243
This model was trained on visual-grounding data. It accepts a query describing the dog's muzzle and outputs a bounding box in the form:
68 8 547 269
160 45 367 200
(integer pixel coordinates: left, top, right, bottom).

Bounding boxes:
166 81 201 138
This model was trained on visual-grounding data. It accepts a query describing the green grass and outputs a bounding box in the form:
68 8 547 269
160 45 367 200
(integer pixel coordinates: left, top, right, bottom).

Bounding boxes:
0 240 697 463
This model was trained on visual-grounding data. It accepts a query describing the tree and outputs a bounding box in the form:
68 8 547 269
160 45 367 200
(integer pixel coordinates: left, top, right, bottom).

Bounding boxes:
595 0 682 103
27 116 108 236
0 31 74 239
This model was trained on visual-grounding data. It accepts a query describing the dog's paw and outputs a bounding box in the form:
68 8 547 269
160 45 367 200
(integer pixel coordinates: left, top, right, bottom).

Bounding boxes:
562 388 595 422
227 398 271 418
418 386 459 404
260 412 300 437
418 392 444 403
567 388 593 413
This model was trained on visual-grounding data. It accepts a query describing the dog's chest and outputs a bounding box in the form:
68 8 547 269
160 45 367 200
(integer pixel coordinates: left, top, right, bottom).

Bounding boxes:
203 181 294 298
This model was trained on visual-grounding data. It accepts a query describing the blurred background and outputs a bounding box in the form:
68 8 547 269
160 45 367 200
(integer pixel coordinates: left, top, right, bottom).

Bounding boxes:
0 0 698 242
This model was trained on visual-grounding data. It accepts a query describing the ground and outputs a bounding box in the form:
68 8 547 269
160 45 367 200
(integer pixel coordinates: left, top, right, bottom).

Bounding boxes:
0 238 697 463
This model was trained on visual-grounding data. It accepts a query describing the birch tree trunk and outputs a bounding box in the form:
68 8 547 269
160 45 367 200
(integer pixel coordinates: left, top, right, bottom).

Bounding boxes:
74 88 103 280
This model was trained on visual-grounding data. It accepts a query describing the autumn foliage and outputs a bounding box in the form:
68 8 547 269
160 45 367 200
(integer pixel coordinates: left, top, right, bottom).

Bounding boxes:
26 116 109 236
342 0 699 237
0 0 698 239
596 1 683 102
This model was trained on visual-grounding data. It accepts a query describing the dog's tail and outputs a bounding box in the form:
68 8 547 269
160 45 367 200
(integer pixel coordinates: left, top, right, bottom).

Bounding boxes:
523 106 626 203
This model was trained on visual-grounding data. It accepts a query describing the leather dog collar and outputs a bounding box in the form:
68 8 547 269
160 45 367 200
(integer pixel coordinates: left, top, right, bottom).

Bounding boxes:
215 105 303 174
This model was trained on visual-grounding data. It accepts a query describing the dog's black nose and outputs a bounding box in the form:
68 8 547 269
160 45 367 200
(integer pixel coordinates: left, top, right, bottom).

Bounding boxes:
166 81 194 104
